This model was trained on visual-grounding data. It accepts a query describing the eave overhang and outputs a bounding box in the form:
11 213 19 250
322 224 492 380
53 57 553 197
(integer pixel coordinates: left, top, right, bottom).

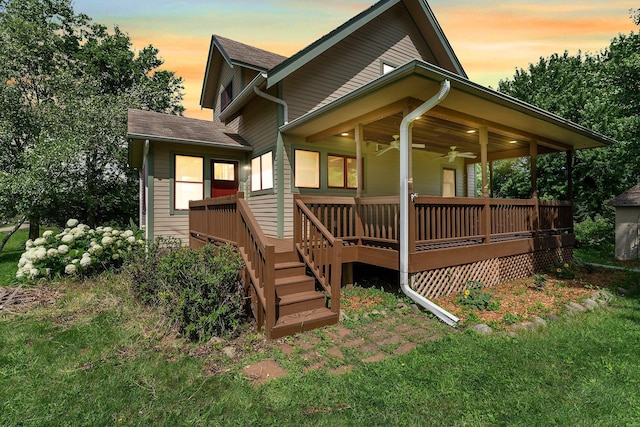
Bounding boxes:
280 60 615 151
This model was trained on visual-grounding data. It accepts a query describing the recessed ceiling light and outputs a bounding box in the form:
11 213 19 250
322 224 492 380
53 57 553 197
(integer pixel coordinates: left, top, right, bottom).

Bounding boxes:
466 129 477 134
509 140 518 144
341 132 349 136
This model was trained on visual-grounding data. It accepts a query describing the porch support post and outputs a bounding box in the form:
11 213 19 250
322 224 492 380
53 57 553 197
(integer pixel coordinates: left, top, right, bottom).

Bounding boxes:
489 161 494 198
566 150 574 201
530 141 538 199
355 123 364 198
479 127 489 198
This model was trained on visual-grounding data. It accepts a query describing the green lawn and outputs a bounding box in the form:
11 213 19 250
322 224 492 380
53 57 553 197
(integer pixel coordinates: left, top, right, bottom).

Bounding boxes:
0 229 30 285
2 233 640 425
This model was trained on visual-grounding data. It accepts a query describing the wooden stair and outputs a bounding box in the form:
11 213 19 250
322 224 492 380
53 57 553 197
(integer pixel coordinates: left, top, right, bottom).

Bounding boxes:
267 248 338 339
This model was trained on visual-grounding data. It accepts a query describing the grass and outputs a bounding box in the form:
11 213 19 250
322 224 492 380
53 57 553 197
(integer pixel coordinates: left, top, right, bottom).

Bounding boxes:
0 229 30 286
3 233 640 425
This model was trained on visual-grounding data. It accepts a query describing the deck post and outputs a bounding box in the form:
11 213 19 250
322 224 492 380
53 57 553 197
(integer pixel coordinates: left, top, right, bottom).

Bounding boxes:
483 198 491 244
264 245 276 338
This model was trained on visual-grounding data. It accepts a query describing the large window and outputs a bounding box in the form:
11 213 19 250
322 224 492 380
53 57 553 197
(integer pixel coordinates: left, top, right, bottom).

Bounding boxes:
251 152 273 192
328 154 358 189
442 168 456 197
174 155 204 210
220 81 233 111
294 149 320 188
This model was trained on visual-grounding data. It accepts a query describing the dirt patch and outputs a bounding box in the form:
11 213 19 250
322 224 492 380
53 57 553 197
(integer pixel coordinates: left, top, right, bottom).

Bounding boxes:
0 285 60 313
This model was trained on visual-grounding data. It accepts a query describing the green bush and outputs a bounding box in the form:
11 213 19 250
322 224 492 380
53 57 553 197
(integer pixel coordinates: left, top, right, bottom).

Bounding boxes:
128 240 246 341
16 219 145 281
574 214 614 249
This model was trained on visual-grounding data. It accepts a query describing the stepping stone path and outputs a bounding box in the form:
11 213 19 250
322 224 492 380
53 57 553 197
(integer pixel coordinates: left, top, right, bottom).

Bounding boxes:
242 308 446 385
241 289 617 385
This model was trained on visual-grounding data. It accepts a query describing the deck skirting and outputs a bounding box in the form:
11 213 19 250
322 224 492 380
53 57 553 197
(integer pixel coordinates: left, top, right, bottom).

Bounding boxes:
412 247 573 299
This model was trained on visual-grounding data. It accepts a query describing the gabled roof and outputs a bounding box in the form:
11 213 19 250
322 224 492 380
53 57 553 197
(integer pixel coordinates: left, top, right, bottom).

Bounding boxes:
127 109 251 168
200 35 287 108
214 35 287 71
609 184 640 207
266 0 466 88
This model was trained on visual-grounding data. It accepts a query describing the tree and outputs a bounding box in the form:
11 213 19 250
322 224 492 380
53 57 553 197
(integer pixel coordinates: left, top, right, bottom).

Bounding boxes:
0 0 184 248
496 15 639 226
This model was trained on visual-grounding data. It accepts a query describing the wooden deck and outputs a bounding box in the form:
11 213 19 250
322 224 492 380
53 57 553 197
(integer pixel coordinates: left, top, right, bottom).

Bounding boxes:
189 193 574 338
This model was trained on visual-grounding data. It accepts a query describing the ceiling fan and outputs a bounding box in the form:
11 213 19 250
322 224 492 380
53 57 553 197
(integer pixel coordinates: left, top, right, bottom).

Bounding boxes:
376 135 426 156
438 146 477 162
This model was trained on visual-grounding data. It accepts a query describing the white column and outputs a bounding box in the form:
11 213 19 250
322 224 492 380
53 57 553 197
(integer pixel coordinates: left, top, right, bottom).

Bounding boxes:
479 126 489 198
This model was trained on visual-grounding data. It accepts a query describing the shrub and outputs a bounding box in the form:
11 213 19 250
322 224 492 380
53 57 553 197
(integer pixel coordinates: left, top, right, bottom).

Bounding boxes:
16 219 144 281
128 241 245 341
458 281 501 311
552 262 575 280
574 214 614 249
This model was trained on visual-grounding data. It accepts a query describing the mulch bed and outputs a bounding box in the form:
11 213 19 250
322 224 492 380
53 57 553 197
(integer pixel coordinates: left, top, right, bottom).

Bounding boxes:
437 269 615 325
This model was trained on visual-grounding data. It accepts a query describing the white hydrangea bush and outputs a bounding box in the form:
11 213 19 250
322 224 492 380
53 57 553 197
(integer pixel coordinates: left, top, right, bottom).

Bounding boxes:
16 219 145 281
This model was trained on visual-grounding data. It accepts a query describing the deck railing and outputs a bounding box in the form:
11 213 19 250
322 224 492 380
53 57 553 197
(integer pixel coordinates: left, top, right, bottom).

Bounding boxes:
294 195 343 313
189 193 276 333
297 195 573 253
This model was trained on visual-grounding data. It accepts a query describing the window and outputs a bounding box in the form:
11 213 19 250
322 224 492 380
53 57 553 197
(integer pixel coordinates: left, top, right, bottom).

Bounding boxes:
381 61 396 75
251 152 273 192
328 154 359 189
174 155 204 210
294 149 320 188
221 81 233 111
442 168 456 197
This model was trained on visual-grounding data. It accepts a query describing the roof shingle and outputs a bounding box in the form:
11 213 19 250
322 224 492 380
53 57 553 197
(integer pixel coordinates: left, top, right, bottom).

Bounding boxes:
609 184 640 207
214 35 287 70
127 109 251 150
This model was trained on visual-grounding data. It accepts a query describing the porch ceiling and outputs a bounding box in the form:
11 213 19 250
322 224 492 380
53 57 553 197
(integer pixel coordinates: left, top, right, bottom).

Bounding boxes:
280 60 615 160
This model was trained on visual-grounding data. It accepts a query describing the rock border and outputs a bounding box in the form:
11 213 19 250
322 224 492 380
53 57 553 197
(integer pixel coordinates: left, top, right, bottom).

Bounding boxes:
469 289 615 335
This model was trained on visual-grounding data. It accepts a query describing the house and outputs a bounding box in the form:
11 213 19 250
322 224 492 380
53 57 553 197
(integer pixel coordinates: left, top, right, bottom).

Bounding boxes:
609 184 640 260
128 0 615 338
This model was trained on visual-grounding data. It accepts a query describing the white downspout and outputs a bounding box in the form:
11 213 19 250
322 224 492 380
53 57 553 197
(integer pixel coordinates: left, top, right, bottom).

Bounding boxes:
399 79 459 326
254 84 289 125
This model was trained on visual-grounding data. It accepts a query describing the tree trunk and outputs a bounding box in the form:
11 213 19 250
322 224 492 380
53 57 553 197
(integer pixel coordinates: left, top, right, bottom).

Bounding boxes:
28 215 40 240
0 216 26 255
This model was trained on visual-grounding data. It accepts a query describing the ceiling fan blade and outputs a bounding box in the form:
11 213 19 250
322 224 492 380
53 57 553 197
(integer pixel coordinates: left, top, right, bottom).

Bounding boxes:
376 146 395 156
448 156 456 162
458 152 477 158
411 143 426 149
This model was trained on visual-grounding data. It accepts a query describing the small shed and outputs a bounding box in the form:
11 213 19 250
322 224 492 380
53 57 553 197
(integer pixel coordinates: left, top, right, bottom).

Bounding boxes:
609 184 640 260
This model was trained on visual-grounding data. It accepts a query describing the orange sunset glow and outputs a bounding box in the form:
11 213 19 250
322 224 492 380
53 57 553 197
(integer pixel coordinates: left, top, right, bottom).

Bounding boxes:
73 0 638 120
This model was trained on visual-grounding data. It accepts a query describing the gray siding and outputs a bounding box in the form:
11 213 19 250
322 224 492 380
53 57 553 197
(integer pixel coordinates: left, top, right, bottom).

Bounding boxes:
615 207 640 260
283 2 436 120
214 63 243 123
151 141 247 244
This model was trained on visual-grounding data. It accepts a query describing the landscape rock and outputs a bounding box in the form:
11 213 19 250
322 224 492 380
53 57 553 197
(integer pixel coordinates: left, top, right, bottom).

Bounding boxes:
544 313 562 322
582 299 598 311
411 304 421 314
565 302 587 314
617 287 630 297
509 321 537 332
222 346 236 358
532 317 548 328
470 324 493 335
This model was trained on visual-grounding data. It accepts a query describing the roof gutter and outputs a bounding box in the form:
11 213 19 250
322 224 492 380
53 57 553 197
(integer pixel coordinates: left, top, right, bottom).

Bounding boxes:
253 82 289 125
399 79 459 327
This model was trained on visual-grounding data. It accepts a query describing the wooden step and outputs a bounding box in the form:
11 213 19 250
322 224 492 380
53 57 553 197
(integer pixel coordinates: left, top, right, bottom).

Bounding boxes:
276 290 326 317
270 307 339 339
275 250 298 264
275 261 306 279
275 275 315 296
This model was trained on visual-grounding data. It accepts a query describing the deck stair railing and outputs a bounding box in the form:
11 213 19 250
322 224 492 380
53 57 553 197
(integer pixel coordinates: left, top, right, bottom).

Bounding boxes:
293 195 342 313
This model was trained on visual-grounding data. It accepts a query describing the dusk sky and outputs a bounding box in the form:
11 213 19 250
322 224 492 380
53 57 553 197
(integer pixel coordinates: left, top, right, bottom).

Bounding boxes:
72 0 638 120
